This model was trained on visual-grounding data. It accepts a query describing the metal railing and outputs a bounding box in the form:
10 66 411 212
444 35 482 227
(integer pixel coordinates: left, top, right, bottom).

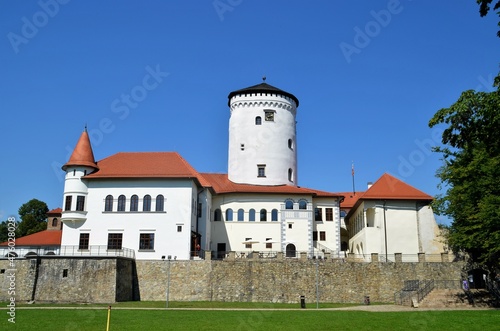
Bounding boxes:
59 245 135 259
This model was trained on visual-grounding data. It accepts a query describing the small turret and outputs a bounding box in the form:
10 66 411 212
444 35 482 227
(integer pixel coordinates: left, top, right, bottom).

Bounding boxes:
61 128 98 224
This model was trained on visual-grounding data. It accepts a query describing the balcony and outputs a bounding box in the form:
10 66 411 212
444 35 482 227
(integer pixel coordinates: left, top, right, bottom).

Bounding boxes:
61 210 87 224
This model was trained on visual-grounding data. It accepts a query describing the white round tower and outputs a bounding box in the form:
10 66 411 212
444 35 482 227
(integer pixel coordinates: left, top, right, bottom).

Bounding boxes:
61 128 98 224
227 81 299 186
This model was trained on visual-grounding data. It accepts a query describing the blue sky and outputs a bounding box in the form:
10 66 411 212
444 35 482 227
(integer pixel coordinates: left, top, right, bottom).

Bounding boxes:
1 1 499 225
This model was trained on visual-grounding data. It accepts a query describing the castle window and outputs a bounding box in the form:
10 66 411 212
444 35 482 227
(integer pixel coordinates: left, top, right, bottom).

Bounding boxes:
107 233 123 250
130 195 139 211
288 223 292 229
118 195 126 212
320 231 326 241
313 231 318 241
64 196 72 211
288 168 293 182
299 200 307 210
79 233 89 250
315 208 323 221
105 195 113 211
237 209 244 221
257 165 266 177
139 233 155 250
271 209 278 221
51 218 58 227
155 195 164 212
143 195 151 211
240 144 245 151
326 208 333 221
255 116 262 125
214 209 221 222
245 238 252 249
260 209 267 222
177 225 182 232
264 110 274 121
76 196 85 211
249 209 255 222
285 199 294 210
288 139 293 149
266 238 273 249
73 169 76 176
226 208 233 221
62 269 68 278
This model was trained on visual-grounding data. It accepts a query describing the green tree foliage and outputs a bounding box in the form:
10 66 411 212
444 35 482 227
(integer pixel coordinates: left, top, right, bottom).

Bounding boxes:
477 0 500 37
429 89 500 271
17 198 48 237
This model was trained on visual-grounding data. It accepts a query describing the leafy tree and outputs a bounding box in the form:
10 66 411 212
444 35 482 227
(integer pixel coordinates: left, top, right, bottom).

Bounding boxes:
17 199 48 237
429 89 500 271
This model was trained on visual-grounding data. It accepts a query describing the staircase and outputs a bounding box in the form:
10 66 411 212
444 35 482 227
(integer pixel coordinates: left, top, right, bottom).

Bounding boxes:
419 289 495 308
418 289 471 308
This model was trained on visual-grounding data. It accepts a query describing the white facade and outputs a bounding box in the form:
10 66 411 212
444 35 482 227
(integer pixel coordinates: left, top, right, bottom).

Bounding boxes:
228 88 298 186
61 178 200 260
348 200 444 261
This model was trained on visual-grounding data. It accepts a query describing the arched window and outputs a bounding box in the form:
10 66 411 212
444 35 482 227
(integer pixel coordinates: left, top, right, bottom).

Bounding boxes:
214 209 221 222
118 195 126 211
286 244 296 258
237 209 244 221
143 195 151 211
156 195 164 212
288 168 293 182
249 209 255 222
226 208 233 221
255 116 262 125
105 195 114 212
271 209 278 221
51 218 58 227
285 199 294 210
260 209 267 222
299 200 307 210
130 195 139 211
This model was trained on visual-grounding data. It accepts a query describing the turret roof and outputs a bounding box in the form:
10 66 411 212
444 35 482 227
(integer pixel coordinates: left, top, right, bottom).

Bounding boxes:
227 82 299 107
62 129 98 171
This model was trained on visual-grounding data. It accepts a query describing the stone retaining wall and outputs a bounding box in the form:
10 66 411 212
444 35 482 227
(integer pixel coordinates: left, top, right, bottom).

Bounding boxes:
0 257 464 304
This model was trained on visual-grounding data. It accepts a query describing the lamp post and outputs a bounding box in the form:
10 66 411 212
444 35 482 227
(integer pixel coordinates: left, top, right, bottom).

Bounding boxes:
166 255 171 308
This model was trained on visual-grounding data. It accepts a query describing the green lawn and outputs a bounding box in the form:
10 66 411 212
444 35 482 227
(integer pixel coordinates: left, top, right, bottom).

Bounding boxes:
0 308 498 331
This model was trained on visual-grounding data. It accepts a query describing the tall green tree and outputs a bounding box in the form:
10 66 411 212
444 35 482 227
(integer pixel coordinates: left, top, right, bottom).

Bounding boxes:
17 199 48 237
429 89 500 271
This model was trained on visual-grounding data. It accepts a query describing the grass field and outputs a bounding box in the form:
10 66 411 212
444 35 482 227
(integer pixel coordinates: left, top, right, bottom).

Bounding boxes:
0 303 498 331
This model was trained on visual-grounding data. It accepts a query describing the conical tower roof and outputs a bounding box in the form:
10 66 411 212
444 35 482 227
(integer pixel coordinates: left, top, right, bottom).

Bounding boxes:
227 82 299 107
62 128 98 171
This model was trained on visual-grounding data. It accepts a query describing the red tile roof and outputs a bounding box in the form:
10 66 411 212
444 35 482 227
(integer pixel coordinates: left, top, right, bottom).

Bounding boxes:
337 192 364 209
361 173 433 200
343 173 433 217
201 173 342 197
85 152 210 186
0 230 62 247
62 129 98 170
47 207 62 215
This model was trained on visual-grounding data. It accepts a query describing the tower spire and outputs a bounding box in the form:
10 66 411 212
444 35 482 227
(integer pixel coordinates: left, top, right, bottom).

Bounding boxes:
62 128 98 171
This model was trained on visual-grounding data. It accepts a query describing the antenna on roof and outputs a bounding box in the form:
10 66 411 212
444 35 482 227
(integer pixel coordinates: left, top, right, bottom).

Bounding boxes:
262 76 266 82
351 161 356 196
84 123 88 132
